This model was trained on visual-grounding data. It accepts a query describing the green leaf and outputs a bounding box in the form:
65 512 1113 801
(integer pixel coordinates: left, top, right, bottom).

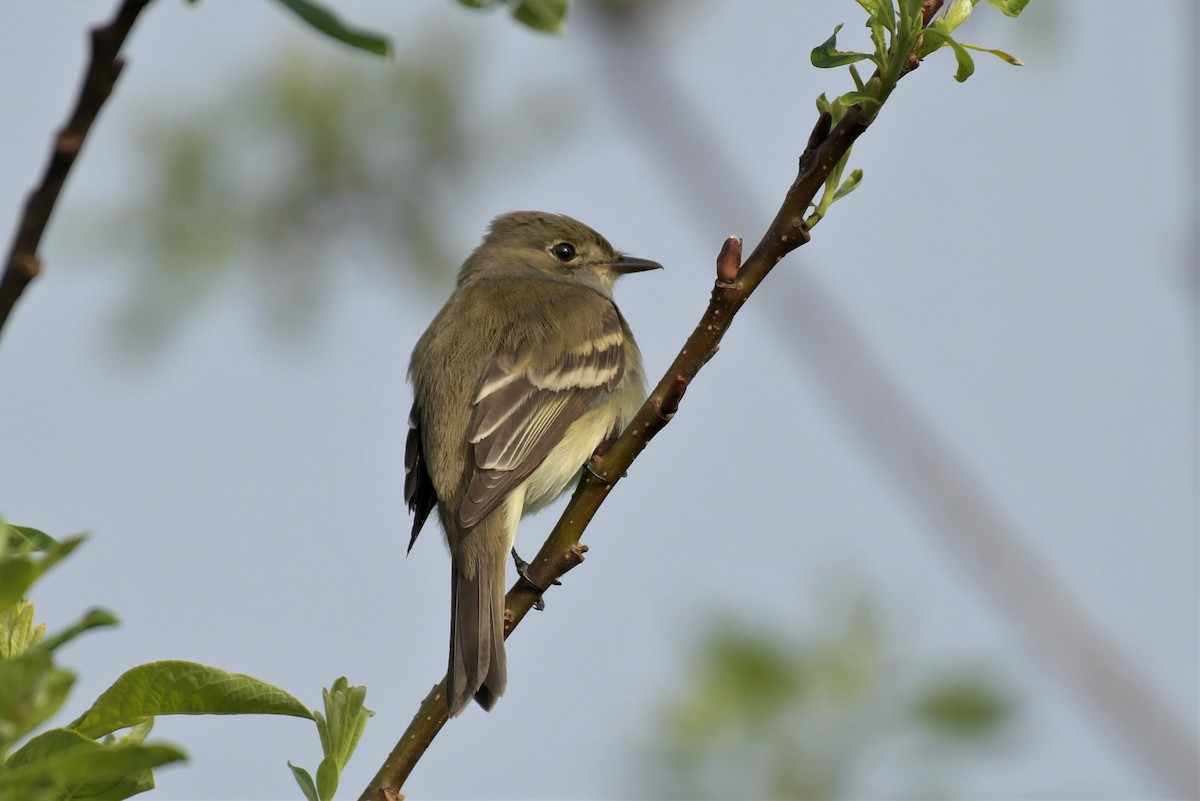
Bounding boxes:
70 661 314 739
921 26 976 81
867 17 888 64
1 728 184 796
811 24 873 69
848 63 867 91
0 601 46 660
4 526 58 554
836 90 882 116
115 717 154 747
853 0 895 33
291 678 371 801
35 608 119 653
510 0 568 33
960 41 1024 66
984 0 1031 16
945 38 976 81
315 754 339 801
0 535 85 615
833 169 864 201
943 0 979 30
288 761 320 801
270 0 391 57
898 0 926 27
319 677 372 771
0 651 75 754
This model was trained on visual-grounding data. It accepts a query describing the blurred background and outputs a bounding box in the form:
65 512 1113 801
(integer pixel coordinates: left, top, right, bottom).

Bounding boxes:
1 1 1196 798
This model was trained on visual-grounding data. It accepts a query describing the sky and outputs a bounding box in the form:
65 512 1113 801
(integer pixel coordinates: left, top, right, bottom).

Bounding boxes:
1 1 1196 799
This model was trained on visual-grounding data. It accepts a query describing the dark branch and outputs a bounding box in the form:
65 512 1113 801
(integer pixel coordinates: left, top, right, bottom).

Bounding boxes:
359 9 948 799
0 0 154 340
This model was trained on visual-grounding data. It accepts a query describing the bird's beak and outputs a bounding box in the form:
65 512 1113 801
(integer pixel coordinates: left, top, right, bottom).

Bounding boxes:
599 255 663 274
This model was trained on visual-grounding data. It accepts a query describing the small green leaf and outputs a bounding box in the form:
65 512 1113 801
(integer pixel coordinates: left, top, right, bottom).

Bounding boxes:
455 0 499 7
70 661 314 739
0 601 46 659
960 41 1024 66
898 0 926 28
510 0 568 33
945 39 976 81
867 17 888 63
853 0 895 33
848 63 867 92
35 608 119 653
289 761 320 801
0 651 75 753
836 90 881 114
320 677 372 771
984 0 1031 17
811 24 873 69
314 711 330 761
0 535 85 615
315 754 339 801
943 0 978 30
921 27 976 81
833 169 864 201
270 0 391 57
1 728 184 793
116 716 155 746
4 526 58 554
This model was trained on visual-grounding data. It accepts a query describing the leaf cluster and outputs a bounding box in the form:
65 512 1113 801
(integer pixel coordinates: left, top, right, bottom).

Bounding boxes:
648 602 1014 798
0 519 369 800
288 678 373 801
805 0 1027 226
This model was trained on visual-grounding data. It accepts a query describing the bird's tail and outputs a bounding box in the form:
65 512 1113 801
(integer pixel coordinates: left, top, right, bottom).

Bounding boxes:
448 549 507 716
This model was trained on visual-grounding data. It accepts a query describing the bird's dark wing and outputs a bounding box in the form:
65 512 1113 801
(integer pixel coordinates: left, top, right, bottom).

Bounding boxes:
459 303 625 528
404 401 438 552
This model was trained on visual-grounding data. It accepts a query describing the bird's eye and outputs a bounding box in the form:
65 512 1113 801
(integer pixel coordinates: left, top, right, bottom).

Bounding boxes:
550 242 577 262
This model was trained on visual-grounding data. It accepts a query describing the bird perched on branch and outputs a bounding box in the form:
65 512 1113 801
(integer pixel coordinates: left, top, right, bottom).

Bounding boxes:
405 211 660 715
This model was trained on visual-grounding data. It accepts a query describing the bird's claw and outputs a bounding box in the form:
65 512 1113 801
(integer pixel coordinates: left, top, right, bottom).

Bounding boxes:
511 548 550 611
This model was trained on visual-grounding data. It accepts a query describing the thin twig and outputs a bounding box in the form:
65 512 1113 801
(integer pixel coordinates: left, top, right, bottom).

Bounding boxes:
358 12 949 799
588 3 1199 799
0 0 154 341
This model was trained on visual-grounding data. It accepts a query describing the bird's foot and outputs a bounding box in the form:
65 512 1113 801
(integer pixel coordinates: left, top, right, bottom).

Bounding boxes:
511 548 560 611
584 457 628 484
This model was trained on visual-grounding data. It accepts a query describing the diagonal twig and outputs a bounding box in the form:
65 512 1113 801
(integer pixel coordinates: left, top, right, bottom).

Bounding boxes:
588 3 1200 799
357 6 950 797
0 0 154 342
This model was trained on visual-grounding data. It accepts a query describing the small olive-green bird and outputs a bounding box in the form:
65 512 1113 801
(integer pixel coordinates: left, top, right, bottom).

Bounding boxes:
405 211 660 716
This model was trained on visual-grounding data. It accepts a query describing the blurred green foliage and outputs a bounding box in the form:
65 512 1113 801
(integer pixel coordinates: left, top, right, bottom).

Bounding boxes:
643 601 1014 799
98 36 468 351
456 0 570 33
88 28 575 356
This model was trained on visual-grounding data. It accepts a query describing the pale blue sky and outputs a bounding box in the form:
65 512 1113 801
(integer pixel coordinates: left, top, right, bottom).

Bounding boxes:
1 1 1195 798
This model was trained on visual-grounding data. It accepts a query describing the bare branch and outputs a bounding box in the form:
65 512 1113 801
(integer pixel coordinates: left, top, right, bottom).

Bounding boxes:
0 0 154 340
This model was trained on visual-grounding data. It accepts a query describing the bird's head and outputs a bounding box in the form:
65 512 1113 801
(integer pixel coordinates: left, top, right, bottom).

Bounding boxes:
461 211 661 296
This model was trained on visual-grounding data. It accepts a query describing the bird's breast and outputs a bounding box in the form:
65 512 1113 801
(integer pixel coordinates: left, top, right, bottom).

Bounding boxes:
520 404 617 514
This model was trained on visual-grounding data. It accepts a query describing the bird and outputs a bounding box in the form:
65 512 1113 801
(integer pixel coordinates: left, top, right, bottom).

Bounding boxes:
405 210 660 716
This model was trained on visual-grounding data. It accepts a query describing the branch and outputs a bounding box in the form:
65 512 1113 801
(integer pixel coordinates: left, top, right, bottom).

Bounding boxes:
358 8 951 797
587 4 1199 799
0 0 154 341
